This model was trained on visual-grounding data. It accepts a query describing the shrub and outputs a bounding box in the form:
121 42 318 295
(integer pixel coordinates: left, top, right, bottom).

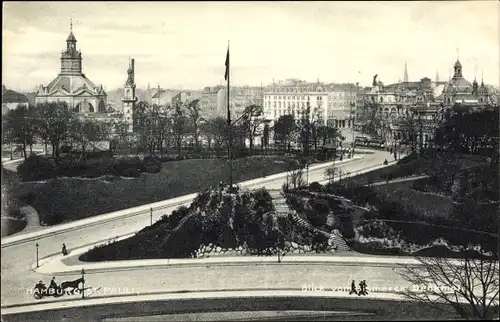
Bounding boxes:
17 156 56 182
144 156 161 173
122 168 141 178
306 198 330 227
309 182 325 192
85 150 113 159
60 145 72 153
338 215 355 240
98 157 116 176
114 157 143 175
286 194 305 212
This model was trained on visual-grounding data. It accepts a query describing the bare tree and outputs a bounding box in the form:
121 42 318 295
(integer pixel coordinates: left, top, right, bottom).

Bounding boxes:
324 165 339 184
288 168 305 189
171 102 188 157
35 101 74 161
3 104 37 160
397 255 499 320
185 99 202 150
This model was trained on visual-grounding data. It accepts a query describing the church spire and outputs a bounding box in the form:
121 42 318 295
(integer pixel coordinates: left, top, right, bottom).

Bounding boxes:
403 61 408 83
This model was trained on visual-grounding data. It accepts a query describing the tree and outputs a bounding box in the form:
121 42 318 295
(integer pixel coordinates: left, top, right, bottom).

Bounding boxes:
201 117 228 156
185 99 203 150
360 102 383 137
398 255 499 320
239 105 263 152
317 125 340 146
324 166 339 184
288 167 305 189
171 102 188 157
434 106 499 156
132 100 149 134
296 101 321 157
35 102 74 161
273 114 296 153
4 104 37 160
110 118 133 154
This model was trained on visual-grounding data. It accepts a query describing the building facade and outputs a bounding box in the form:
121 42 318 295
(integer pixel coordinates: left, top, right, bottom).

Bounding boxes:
35 22 108 113
263 79 357 129
200 85 226 119
355 58 499 149
437 59 497 107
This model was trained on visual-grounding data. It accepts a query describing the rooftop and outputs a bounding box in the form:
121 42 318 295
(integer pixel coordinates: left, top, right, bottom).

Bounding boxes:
2 86 29 104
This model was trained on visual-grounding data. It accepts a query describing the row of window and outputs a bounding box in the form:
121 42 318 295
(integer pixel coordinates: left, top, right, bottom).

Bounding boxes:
265 92 356 99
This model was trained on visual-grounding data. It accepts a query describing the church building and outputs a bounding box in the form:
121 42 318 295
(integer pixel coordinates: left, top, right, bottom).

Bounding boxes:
438 58 495 107
35 20 107 113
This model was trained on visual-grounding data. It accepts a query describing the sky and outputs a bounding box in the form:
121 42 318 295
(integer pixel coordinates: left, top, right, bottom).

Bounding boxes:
3 1 499 92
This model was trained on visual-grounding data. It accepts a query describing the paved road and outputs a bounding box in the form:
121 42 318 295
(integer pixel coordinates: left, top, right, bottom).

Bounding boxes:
1 150 393 307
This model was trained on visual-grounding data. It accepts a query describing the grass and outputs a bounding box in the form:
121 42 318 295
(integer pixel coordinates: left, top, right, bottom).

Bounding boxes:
14 156 302 225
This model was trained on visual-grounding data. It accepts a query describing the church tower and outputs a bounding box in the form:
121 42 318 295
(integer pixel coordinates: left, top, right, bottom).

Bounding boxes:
122 58 137 133
403 61 409 83
60 19 83 75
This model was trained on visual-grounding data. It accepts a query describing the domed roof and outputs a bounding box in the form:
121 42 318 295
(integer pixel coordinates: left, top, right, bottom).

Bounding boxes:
454 60 462 69
443 77 473 94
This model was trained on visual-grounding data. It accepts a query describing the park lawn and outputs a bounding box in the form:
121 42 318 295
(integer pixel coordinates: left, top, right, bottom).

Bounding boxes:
15 156 301 225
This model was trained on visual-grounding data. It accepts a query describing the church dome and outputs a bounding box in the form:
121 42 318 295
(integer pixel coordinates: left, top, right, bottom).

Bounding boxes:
67 32 76 42
443 59 472 94
443 77 473 94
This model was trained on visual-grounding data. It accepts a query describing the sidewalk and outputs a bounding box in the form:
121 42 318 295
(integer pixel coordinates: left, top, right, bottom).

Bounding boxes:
0 289 411 314
34 233 432 275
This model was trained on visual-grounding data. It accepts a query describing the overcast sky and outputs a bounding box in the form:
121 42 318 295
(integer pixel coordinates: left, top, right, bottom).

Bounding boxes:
3 1 499 92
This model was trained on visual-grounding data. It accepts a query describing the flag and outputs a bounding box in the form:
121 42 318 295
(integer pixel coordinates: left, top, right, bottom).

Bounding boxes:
224 47 229 81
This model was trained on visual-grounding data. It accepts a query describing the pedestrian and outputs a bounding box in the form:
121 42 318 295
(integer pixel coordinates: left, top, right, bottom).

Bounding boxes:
62 243 68 256
358 280 368 296
358 280 365 296
349 280 357 295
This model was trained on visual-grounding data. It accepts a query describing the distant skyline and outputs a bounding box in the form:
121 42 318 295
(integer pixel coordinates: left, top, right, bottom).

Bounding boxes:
3 1 499 92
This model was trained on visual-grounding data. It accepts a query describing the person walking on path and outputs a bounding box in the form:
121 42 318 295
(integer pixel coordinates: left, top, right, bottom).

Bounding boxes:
349 280 358 295
62 243 68 256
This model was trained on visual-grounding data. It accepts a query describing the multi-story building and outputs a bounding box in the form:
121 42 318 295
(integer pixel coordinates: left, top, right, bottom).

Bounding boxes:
325 83 357 128
263 79 357 129
200 85 226 119
200 85 263 120
172 91 202 106
229 86 263 118
151 87 175 106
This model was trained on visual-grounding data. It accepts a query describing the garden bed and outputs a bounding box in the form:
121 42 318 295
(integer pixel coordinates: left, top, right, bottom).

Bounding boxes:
352 220 498 259
14 156 303 225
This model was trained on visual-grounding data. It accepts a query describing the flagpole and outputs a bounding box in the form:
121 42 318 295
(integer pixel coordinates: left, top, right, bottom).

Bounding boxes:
226 41 233 189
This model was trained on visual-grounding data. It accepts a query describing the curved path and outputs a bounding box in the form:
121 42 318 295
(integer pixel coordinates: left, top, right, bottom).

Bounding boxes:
1 151 394 309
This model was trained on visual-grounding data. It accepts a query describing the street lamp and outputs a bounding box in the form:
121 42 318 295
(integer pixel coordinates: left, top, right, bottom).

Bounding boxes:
35 243 39 268
305 161 309 186
150 207 153 226
81 268 85 299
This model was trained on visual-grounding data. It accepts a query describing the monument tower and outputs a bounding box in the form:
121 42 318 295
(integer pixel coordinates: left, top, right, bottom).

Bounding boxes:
122 58 137 132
